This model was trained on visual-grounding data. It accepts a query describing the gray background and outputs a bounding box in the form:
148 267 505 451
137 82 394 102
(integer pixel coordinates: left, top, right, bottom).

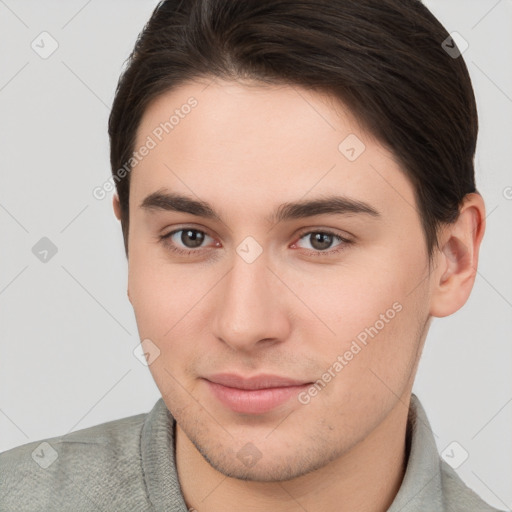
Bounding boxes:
0 0 510 509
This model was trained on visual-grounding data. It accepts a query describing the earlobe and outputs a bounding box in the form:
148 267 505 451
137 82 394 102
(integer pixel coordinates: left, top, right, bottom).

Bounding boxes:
113 193 122 221
429 193 486 318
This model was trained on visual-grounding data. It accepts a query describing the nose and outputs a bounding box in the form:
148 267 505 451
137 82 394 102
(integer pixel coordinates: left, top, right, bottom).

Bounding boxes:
212 249 292 353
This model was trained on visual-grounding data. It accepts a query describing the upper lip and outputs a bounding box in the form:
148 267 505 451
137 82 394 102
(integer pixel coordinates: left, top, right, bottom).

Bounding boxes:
204 373 311 390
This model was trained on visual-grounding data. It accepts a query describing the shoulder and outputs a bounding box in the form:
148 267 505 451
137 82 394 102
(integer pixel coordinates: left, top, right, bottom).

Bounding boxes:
440 460 506 512
0 410 151 511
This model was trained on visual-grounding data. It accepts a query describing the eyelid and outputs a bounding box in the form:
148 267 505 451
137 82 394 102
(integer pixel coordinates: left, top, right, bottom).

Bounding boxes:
161 223 216 240
294 226 353 241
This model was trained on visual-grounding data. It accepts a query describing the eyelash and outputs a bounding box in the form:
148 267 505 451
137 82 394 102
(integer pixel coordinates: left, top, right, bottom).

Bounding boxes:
159 227 353 257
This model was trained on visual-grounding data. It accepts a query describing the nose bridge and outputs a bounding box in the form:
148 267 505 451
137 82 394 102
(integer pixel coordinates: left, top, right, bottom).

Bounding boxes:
213 246 289 350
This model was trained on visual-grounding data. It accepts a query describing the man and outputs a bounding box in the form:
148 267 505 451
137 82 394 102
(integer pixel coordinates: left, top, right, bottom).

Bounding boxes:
0 0 505 510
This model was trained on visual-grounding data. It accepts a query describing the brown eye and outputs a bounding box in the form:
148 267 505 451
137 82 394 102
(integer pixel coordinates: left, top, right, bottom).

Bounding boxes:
309 232 336 251
294 231 353 256
160 228 215 255
296 231 345 252
179 229 205 248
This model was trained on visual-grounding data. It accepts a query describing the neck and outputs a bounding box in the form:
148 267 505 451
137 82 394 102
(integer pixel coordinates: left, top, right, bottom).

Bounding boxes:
176 396 411 512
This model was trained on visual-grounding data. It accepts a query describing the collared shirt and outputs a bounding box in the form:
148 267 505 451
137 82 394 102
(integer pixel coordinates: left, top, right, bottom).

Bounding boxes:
0 393 503 511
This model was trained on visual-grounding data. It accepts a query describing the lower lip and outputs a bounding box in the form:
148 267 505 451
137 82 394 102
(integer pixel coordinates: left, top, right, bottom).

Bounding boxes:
204 379 311 414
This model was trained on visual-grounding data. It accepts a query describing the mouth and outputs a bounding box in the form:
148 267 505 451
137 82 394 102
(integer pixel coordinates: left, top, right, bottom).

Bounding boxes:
202 373 313 414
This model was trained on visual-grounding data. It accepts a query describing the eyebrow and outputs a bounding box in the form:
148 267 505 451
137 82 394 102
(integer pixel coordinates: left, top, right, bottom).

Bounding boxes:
139 189 380 224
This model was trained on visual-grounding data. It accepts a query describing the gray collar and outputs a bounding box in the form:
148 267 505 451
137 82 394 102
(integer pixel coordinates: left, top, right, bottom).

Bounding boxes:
387 394 444 511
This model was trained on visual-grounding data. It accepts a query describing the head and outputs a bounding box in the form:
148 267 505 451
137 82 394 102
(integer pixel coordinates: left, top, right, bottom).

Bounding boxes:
109 0 485 481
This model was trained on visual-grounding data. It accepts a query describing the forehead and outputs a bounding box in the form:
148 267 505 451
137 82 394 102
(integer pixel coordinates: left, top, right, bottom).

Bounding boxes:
135 78 369 154
130 79 414 223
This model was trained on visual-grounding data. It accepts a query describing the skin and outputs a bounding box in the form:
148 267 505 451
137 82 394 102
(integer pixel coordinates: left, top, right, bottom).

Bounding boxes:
113 78 485 512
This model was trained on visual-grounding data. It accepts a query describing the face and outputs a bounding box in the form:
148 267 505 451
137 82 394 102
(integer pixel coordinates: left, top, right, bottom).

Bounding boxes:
126 79 434 481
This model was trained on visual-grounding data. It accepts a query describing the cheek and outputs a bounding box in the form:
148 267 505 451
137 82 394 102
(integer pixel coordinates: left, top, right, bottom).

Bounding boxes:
127 249 221 380
287 261 408 339
128 244 204 334
291 241 428 375
127 253 207 405
289 269 426 444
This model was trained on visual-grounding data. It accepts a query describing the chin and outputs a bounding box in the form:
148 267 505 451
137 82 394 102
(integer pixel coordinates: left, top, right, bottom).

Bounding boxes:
189 428 343 483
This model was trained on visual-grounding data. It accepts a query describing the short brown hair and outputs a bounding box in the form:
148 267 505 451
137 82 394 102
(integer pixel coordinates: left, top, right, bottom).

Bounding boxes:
109 0 478 259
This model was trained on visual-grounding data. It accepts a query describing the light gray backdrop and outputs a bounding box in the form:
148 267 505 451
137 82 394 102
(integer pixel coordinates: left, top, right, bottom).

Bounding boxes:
0 0 510 509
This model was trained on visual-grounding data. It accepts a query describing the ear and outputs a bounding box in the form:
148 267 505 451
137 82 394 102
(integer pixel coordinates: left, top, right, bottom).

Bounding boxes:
113 193 122 221
112 193 130 298
429 193 486 317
